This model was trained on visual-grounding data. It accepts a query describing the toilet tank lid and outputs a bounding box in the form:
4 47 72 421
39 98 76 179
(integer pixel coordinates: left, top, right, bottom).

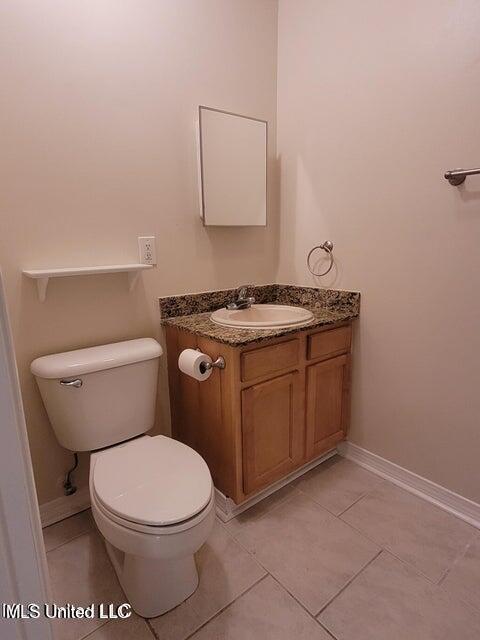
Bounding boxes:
31 338 162 379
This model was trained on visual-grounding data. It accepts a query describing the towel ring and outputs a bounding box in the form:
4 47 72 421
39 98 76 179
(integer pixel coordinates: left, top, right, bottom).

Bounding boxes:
307 241 334 277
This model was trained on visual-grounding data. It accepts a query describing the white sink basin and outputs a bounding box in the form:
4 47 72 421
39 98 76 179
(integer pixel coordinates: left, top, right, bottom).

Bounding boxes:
210 304 314 330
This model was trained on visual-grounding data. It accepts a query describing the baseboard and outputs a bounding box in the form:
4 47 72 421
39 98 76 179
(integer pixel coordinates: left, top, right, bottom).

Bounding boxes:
39 448 337 528
215 448 337 522
338 441 480 530
40 443 480 532
40 486 91 528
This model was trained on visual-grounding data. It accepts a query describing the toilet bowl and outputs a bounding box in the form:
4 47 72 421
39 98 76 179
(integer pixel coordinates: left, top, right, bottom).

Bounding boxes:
31 338 215 617
89 435 215 618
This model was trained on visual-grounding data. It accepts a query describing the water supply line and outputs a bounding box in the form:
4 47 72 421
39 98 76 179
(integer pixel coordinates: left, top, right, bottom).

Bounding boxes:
63 453 78 496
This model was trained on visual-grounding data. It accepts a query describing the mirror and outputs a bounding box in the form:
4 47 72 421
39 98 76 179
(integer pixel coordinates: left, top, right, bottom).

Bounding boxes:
198 106 267 226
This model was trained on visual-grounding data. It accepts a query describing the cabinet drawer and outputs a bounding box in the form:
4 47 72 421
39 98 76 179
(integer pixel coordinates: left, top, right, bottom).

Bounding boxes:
307 325 351 360
241 339 299 382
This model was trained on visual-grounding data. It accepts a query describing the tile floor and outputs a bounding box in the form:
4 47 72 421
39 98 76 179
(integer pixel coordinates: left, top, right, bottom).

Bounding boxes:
43 455 480 640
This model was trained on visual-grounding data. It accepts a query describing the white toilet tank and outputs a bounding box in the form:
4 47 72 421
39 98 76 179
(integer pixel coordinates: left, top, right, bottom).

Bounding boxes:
31 338 162 452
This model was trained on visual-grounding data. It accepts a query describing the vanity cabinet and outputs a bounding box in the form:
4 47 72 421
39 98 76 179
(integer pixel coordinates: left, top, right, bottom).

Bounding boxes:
165 322 352 504
242 371 304 494
306 354 350 459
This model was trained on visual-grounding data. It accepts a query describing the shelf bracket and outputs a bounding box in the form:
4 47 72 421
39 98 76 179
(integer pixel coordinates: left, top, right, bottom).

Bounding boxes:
127 270 141 292
36 278 49 303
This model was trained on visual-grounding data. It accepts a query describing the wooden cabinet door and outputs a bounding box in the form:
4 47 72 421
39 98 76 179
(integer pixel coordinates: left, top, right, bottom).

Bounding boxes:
241 372 303 495
306 354 350 459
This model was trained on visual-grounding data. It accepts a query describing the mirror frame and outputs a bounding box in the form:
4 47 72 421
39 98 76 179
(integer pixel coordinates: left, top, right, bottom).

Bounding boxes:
198 105 268 227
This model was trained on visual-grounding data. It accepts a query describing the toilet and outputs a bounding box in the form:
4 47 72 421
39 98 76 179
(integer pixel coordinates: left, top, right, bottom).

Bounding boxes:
31 338 215 618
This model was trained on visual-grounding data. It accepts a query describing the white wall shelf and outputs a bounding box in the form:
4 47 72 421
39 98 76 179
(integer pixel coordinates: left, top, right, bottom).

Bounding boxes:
22 264 153 302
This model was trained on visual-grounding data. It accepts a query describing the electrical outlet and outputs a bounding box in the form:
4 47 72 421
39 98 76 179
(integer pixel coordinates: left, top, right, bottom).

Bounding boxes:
138 236 157 265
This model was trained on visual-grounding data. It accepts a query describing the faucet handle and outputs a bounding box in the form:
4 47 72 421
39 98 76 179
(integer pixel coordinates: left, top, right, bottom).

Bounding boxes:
225 286 255 310
237 286 248 299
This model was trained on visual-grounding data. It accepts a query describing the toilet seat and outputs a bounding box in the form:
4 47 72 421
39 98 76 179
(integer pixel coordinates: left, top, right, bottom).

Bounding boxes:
92 435 213 528
91 484 215 536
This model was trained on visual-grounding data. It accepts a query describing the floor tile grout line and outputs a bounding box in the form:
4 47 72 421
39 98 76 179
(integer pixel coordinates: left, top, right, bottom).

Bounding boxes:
79 616 157 640
42 507 91 530
219 518 273 576
150 531 479 640
265 572 340 639
334 480 388 518
225 486 379 553
428 542 480 617
145 521 269 638
47 466 479 638
437 564 453 586
336 513 449 586
221 493 391 631
379 546 474 594
294 459 389 520
227 465 475 586
146 617 160 640
227 482 468 608
297 485 380 520
437 531 477 586
181 574 269 640
335 463 480 532
45 527 95 554
221 486 304 532
221 520 328 620
439 587 480 618
342 463 480 530
333 494 369 517
224 519 352 639
378 547 480 617
317 618 340 640
76 619 111 640
319 616 343 640
48 518 266 640
315 543 480 639
316 549 383 617
262 488 389 563
227 481 477 594
43 508 92 531
222 457 386 531
293 487 352 518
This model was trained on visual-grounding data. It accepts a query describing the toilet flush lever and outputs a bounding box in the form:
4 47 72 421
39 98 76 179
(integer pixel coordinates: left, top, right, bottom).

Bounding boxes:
60 378 83 388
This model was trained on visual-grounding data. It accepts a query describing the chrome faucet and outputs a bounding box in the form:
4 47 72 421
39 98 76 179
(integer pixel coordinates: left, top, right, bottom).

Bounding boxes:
226 285 255 310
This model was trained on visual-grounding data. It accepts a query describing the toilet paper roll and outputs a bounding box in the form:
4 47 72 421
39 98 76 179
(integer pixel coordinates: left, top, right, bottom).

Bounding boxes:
178 348 213 382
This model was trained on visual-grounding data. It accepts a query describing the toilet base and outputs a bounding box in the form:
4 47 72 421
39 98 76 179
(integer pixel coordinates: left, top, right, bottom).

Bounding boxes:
105 540 199 618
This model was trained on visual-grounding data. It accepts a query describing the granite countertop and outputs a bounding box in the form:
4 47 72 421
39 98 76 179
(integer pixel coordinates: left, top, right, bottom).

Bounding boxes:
159 284 360 347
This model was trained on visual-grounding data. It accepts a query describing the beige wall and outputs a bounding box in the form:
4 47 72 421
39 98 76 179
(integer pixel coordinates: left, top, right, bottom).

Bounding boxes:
3 0 480 509
0 0 279 504
277 0 480 502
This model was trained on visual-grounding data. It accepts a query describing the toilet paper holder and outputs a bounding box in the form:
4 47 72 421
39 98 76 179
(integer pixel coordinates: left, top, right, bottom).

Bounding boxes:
197 351 226 373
